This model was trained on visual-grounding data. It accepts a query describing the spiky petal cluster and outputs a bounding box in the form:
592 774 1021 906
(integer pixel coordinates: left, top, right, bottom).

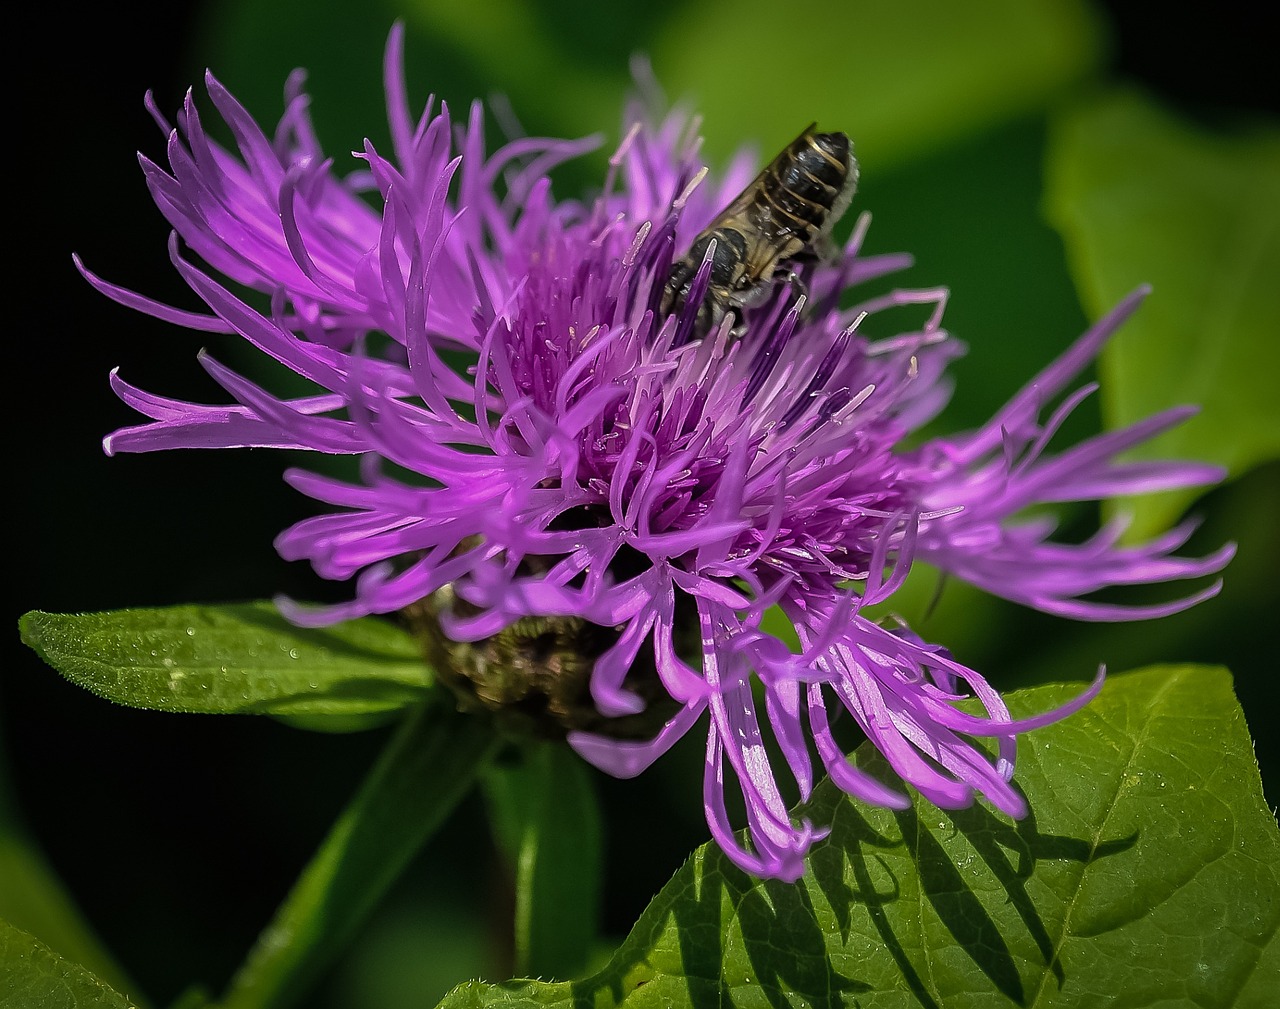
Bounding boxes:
82 26 1232 880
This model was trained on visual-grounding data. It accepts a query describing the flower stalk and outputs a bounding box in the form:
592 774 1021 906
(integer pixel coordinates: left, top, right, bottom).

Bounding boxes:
219 699 502 1009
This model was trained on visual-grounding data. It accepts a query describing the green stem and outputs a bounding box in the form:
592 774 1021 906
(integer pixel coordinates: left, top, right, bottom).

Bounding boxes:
219 700 501 1009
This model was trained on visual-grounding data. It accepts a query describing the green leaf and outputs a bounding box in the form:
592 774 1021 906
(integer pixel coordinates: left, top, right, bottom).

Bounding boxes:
483 742 603 979
435 666 1280 1007
0 918 139 1009
413 0 1104 171
1046 89 1280 537
202 0 1101 177
652 0 1105 170
18 603 432 723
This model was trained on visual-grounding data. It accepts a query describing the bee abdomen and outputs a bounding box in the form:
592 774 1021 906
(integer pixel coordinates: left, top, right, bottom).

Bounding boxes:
759 131 853 232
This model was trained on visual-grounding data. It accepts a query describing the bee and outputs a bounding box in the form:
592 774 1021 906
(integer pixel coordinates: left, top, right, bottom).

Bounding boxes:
661 124 858 340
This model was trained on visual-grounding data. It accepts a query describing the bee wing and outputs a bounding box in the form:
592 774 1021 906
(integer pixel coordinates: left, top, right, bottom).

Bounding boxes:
702 122 818 227
705 166 767 226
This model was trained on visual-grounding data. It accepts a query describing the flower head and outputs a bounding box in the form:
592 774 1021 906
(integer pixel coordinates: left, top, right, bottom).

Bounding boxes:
83 26 1233 880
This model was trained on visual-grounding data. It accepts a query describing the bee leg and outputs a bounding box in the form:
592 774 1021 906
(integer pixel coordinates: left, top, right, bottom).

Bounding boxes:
772 266 810 305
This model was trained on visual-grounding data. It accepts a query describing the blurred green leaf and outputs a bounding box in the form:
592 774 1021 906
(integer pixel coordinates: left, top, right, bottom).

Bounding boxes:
436 666 1279 1007
0 918 139 1009
219 702 503 1009
1046 89 1280 537
329 899 494 1009
18 603 431 722
484 742 602 979
202 0 1102 176
169 989 215 1009
653 0 1105 171
0 739 141 1002
0 842 136 1003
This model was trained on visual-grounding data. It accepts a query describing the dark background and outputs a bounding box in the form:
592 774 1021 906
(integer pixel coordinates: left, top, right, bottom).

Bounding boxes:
8 3 1277 1007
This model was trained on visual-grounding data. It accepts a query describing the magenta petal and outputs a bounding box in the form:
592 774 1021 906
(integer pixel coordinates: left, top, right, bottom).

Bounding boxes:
568 701 706 778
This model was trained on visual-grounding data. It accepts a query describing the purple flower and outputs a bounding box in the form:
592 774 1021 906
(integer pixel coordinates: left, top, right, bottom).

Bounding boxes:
81 26 1233 881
